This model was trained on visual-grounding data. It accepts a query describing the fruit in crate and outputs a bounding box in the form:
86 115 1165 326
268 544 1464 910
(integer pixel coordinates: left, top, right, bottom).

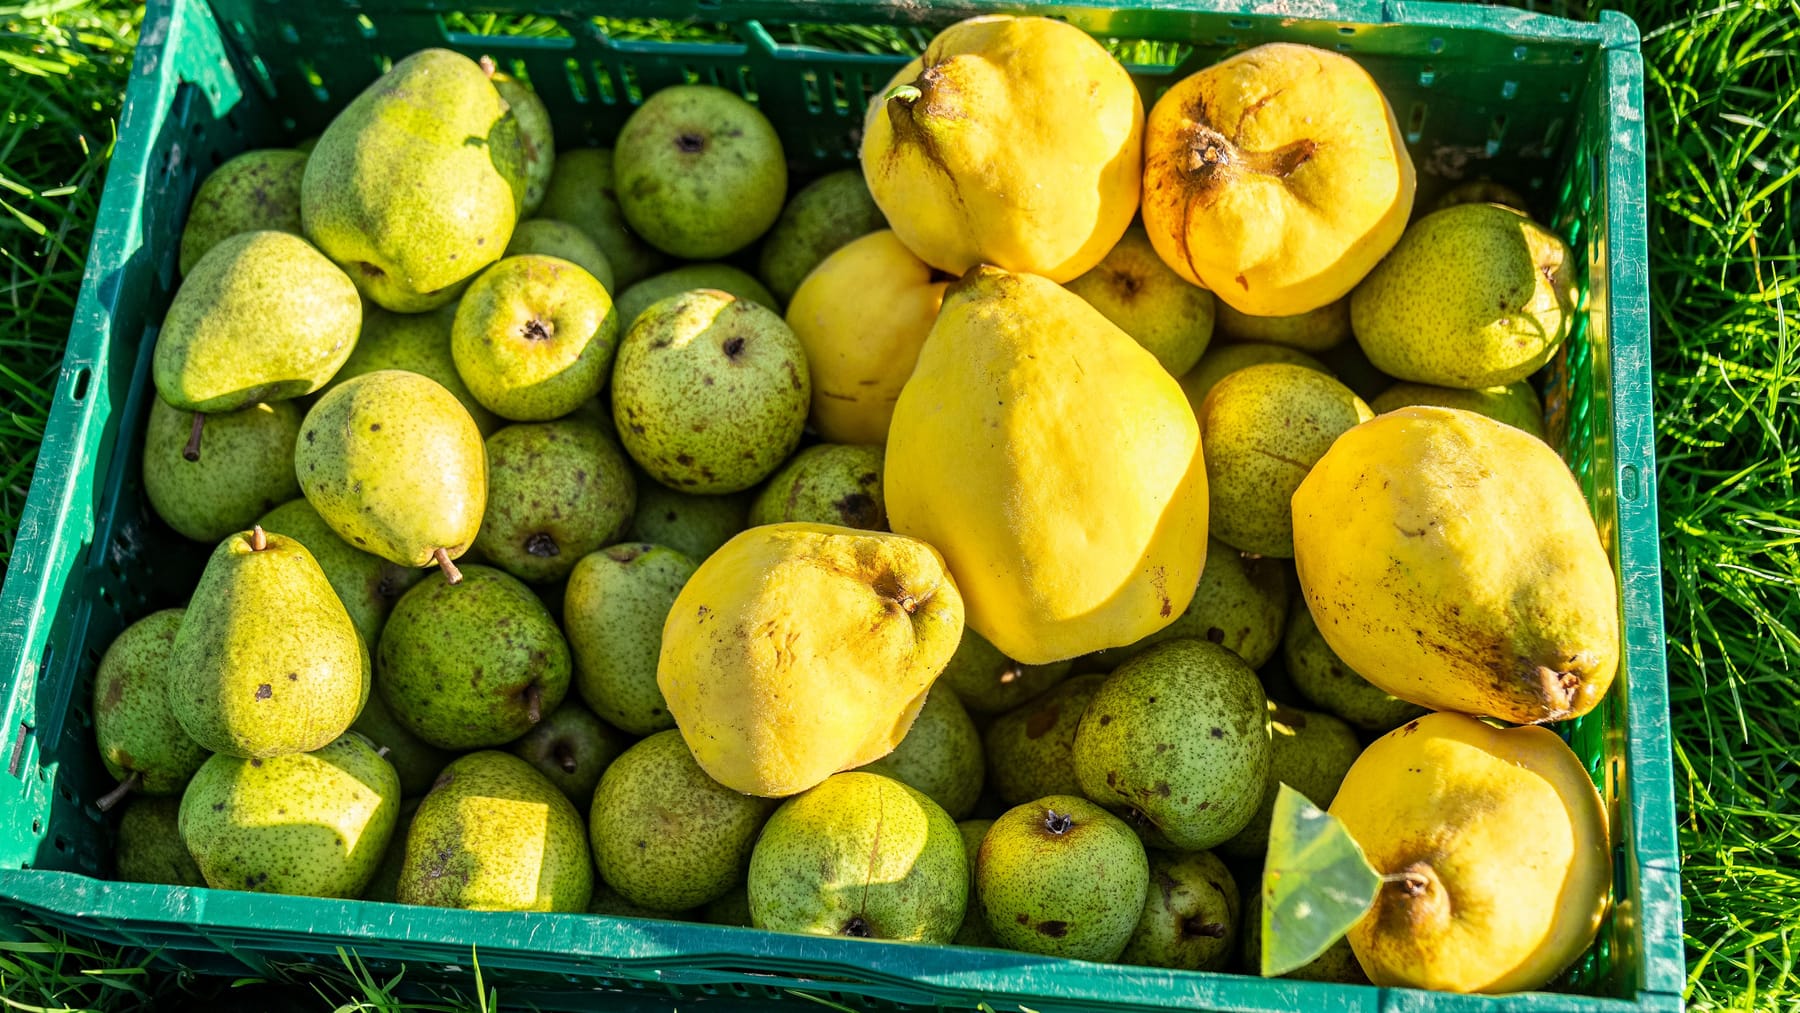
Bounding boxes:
1065 225 1217 377
258 497 423 650
565 542 695 735
143 398 299 542
114 797 205 887
1371 380 1547 439
504 219 615 293
301 48 524 312
952 819 996 946
862 14 1143 282
472 419 636 584
1119 849 1239 971
92 609 205 807
1141 43 1415 316
1217 703 1361 860
510 700 631 807
977 795 1149 962
1090 537 1289 670
747 443 886 531
657 523 964 797
1180 341 1329 407
490 71 554 217
627 483 749 563
538 148 666 288
886 266 1208 664
615 263 779 329
985 673 1106 807
758 168 887 304
178 149 307 275
1213 296 1352 352
937 627 1071 715
452 254 620 422
856 684 984 820
1282 600 1428 733
347 689 451 800
322 305 499 436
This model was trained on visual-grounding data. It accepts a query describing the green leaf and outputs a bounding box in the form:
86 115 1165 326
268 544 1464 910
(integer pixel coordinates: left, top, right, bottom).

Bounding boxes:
1260 783 1381 977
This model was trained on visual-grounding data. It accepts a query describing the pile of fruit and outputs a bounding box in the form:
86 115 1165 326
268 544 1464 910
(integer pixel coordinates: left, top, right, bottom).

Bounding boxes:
97 15 1621 997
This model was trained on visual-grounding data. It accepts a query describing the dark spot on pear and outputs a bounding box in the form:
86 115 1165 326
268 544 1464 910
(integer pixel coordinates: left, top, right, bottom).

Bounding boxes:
676 453 695 466
1206 626 1225 643
212 802 224 812
1154 781 1171 797
1024 704 1060 739
1182 918 1228 939
254 683 272 701
369 423 381 432
841 916 872 937
287 672 298 681
525 533 560 557
1209 727 1224 739
249 758 262 768
1098 714 1112 726
304 430 315 444
676 132 705 153
1036 921 1070 938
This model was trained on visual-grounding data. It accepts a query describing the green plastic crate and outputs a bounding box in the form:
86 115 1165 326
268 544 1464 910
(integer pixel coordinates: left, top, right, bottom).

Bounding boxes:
0 0 1678 1009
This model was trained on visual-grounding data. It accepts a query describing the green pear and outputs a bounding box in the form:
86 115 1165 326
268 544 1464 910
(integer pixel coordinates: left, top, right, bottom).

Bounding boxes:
322 305 499 436
1315 335 1392 402
348 688 452 799
748 772 965 942
154 231 361 422
1218 703 1361 861
748 444 885 530
296 370 487 581
700 885 752 926
1215 296 1351 352
505 219 613 293
613 85 786 259
589 730 776 911
983 673 1105 807
168 528 369 758
178 149 307 276
473 420 636 583
564 542 695 735
758 169 886 305
452 255 619 421
628 482 747 562
114 796 204 886
591 879 680 919
1072 639 1271 851
490 72 553 217
378 565 571 749
1091 538 1289 670
144 397 300 541
92 611 205 808
1239 891 1370 983
1065 226 1215 377
1371 379 1546 439
360 797 418 903
178 733 399 897
615 263 779 331
1282 602 1426 732
857 684 983 820
611 290 809 494
510 700 631 807
938 628 1071 715
1119 849 1238 970
258 498 423 649
952 818 996 946
538 148 666 288
1180 342 1326 408
399 750 592 912
977 795 1148 961
301 48 524 312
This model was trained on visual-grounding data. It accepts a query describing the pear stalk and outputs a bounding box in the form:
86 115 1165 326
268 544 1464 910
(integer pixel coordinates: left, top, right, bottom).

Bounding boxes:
183 412 205 462
432 547 463 584
95 770 140 812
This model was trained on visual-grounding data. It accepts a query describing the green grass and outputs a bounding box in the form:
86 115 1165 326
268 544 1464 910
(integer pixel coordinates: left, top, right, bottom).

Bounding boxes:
0 1 1798 1011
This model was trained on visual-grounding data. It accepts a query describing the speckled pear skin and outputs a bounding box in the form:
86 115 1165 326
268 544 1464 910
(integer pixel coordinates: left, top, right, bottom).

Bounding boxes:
1092 538 1290 670
377 565 570 750
937 628 1070 715
145 398 300 543
538 148 667 289
1283 592 1430 733
700 885 753 926
178 733 400 898
952 819 996 945
1073 639 1271 851
984 673 1105 807
611 290 810 494
748 444 886 530
615 263 779 330
93 610 205 796
977 795 1148 961
1120 849 1239 970
1218 702 1361 861
168 530 369 759
322 305 500 436
473 420 636 584
613 85 787 259
490 74 553 217
154 231 361 413
565 543 695 735
452 255 620 421
748 772 967 942
1214 296 1352 352
504 219 614 293
178 149 307 276
1351 203 1577 388
1065 226 1216 377
296 370 487 570
511 700 631 807
1371 380 1546 439
857 684 984 820
1199 364 1374 557
258 497 422 650
758 169 886 305
627 483 748 562
301 48 524 312
347 687 451 799
1179 342 1329 410
115 796 205 886
589 729 776 911
399 750 592 912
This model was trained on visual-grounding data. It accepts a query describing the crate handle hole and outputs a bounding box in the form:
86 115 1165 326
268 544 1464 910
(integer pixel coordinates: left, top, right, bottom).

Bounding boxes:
1404 102 1427 143
8 722 29 778
1501 80 1518 100
68 368 91 403
1337 25 1355 35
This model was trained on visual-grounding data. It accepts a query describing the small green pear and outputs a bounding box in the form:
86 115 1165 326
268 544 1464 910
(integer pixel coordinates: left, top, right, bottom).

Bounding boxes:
538 148 666 288
505 219 614 293
984 673 1105 807
1180 342 1327 409
258 498 423 650
857 684 983 820
615 263 779 330
92 609 207 809
296 369 487 581
977 796 1148 962
1217 703 1361 861
511 700 631 807
399 750 592 912
748 772 966 942
589 729 776 911
114 796 204 886
628 482 748 562
144 397 300 542
360 797 417 903
1214 297 1351 352
322 305 499 436
1091 538 1289 670
1072 639 1271 851
1283 602 1427 732
452 255 620 421
938 628 1071 715
1065 226 1215 377
179 733 399 897
748 444 886 530
1119 849 1239 970
179 149 307 276
591 879 681 919
378 565 571 749
473 420 636 583
168 528 369 758
348 689 452 799
700 885 752 927
490 72 553 217
1371 379 1546 439
952 818 996 946
565 543 695 735
758 169 886 305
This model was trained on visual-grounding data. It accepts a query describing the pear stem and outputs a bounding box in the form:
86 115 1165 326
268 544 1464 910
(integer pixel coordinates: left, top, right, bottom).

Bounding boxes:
553 745 577 774
433 547 462 585
249 525 268 551
1382 871 1432 895
95 771 140 812
524 683 543 725
375 745 391 759
183 412 204 462
479 55 497 78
